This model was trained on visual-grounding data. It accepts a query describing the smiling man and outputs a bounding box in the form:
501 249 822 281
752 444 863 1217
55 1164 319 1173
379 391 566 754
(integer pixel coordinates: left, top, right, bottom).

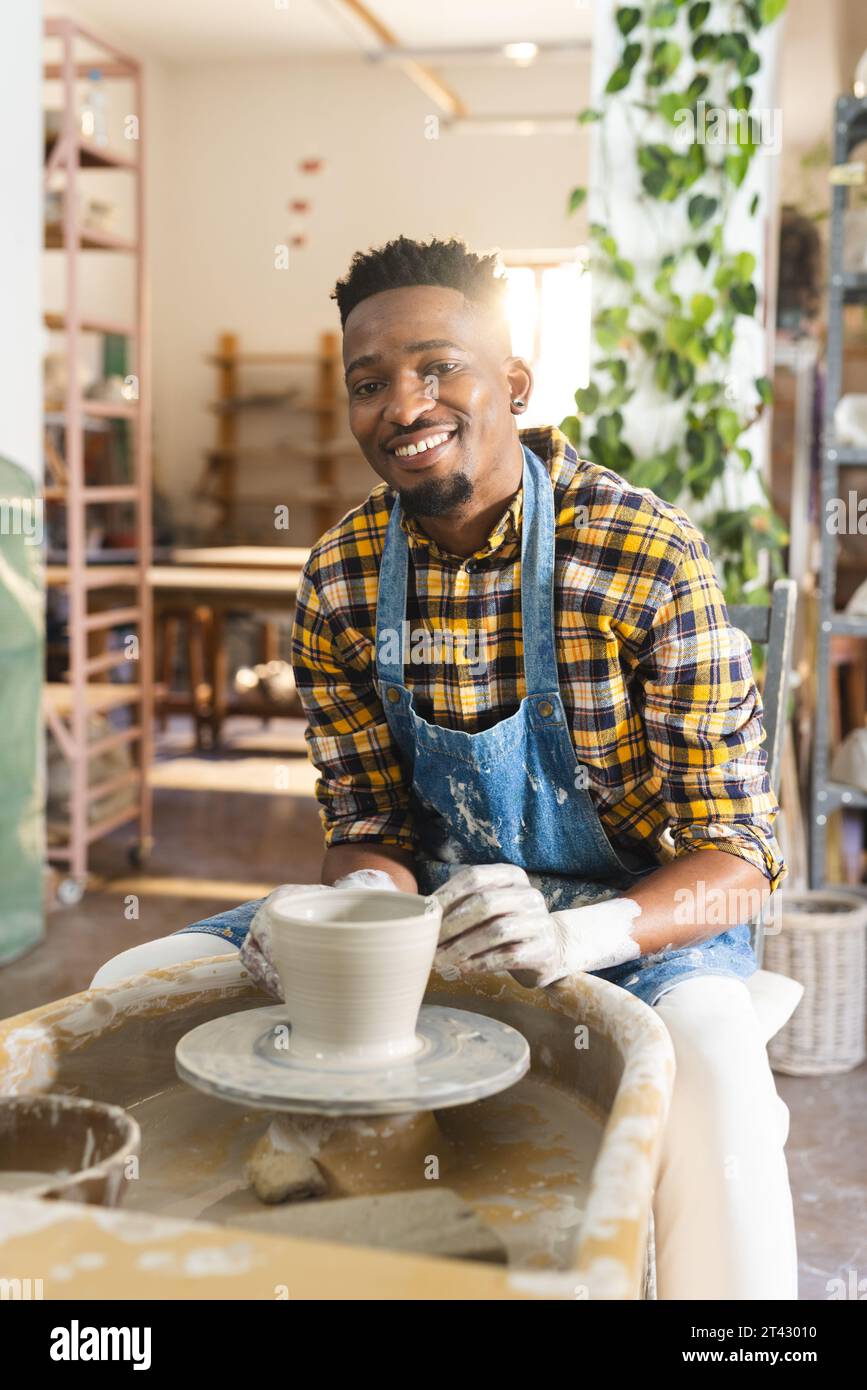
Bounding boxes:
93 235 798 1299
301 235 798 1300
293 237 798 1299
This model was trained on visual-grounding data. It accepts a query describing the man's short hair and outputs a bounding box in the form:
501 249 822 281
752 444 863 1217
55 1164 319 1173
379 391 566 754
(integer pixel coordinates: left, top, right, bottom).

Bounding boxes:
332 235 508 328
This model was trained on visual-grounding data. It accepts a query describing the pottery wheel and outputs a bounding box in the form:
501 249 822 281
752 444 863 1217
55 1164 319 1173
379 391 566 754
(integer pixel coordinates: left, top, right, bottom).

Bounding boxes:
175 1005 531 1116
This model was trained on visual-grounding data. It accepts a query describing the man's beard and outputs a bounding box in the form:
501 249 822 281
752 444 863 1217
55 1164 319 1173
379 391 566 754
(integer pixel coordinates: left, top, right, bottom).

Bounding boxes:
398 471 473 518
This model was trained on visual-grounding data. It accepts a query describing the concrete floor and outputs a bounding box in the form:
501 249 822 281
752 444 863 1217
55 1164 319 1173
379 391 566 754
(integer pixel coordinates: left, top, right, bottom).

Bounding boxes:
0 722 863 1301
777 1066 867 1301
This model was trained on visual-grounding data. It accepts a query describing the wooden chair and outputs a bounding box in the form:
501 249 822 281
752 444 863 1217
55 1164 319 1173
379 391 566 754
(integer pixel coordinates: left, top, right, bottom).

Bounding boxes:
727 579 798 967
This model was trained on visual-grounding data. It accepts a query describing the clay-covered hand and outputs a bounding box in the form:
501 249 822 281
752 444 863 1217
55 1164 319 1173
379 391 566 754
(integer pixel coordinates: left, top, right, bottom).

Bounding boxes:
433 863 642 988
240 870 398 998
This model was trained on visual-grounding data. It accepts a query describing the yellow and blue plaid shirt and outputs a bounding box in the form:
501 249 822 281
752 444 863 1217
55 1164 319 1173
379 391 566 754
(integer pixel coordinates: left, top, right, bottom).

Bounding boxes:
290 424 786 891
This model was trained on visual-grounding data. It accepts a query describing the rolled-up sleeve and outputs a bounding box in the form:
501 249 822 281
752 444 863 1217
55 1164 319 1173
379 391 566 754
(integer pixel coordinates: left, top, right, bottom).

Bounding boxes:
290 563 416 850
636 533 787 892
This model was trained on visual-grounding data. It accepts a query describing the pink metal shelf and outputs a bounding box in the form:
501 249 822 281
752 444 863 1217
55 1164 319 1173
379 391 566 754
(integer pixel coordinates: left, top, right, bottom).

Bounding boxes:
43 16 154 893
45 133 139 172
45 222 139 254
45 312 135 337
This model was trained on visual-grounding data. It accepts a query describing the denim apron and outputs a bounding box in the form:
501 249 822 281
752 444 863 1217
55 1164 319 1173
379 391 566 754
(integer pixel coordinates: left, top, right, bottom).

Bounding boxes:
177 444 755 1006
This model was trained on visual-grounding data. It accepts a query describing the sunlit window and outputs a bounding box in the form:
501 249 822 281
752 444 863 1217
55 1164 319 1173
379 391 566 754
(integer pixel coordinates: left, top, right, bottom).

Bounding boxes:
502 253 591 429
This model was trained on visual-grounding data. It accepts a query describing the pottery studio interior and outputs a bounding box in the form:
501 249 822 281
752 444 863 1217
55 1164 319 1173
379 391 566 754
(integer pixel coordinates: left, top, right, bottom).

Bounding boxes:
0 0 866 1329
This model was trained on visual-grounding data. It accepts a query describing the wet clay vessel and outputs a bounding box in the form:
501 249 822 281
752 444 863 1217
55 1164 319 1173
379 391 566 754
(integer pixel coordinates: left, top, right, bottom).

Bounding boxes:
0 1093 140 1206
268 887 441 1067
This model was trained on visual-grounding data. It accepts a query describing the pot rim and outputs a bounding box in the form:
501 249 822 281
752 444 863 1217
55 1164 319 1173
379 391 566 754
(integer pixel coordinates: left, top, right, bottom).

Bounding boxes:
268 886 440 929
0 1092 141 1196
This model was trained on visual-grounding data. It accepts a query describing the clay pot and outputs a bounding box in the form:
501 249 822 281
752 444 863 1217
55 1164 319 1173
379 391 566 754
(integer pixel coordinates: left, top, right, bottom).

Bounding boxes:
268 888 441 1068
0 1094 140 1206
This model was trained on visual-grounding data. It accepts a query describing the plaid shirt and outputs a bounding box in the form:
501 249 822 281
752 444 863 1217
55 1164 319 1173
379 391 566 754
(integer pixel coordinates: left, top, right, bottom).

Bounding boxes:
290 424 786 892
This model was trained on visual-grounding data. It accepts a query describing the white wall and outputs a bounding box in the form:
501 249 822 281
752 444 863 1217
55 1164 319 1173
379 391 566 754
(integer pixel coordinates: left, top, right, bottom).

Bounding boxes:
37 3 593 524
0 3 42 480
149 55 590 509
17 0 855 513
140 15 857 516
779 0 844 193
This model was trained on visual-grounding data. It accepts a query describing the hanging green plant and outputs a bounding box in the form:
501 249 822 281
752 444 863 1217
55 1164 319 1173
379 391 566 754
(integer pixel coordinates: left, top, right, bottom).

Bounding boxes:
564 0 790 607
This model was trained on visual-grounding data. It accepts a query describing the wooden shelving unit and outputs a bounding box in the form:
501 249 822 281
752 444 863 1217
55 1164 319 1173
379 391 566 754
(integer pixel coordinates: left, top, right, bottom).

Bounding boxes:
197 331 371 542
42 17 153 902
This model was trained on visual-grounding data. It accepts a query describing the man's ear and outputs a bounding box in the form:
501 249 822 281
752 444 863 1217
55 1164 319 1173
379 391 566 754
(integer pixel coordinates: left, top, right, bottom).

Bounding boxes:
505 357 533 411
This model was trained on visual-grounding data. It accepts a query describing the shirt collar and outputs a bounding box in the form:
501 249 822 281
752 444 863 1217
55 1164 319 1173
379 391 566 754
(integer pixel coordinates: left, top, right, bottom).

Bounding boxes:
398 424 569 563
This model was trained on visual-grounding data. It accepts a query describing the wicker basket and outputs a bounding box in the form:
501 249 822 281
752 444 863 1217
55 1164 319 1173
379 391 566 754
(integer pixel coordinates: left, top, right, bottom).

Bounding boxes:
764 889 867 1075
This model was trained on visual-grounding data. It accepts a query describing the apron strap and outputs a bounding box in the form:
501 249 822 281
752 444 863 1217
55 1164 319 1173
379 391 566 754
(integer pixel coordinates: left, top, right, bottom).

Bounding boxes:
519 444 558 697
375 500 408 687
374 444 560 697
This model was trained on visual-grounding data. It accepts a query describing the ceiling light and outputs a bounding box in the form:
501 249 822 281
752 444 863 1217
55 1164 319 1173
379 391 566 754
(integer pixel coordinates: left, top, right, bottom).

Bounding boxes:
503 42 539 66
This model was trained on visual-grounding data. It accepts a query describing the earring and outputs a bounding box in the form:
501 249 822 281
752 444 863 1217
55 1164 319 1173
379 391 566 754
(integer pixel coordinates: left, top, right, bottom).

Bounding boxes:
511 397 525 410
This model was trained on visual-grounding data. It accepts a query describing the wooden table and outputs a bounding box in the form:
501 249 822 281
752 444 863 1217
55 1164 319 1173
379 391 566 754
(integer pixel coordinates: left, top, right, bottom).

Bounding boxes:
47 561 308 748
170 545 310 569
0 1194 532 1301
148 564 305 747
149 565 302 599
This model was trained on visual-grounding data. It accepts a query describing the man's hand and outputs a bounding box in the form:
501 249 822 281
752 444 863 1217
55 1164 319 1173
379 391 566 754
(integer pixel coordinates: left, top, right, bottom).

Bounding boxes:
433 863 642 988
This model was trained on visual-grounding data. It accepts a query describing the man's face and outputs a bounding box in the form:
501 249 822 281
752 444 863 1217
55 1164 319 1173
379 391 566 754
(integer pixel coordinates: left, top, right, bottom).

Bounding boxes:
342 285 529 517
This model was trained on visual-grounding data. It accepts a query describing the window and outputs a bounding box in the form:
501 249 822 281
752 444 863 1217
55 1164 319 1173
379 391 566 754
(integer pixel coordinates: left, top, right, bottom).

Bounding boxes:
501 251 591 429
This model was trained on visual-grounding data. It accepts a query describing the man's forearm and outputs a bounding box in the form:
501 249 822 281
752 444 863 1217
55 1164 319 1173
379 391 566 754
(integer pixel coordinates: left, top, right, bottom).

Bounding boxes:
321 843 771 950
627 848 771 955
322 842 419 893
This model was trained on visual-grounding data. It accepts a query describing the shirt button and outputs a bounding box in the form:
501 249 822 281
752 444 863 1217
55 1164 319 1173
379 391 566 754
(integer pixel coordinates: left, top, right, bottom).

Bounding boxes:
537 699 554 718
386 687 401 703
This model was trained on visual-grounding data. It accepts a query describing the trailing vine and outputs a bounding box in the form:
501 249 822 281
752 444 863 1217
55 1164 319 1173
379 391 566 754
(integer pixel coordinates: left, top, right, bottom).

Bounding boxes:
565 0 790 605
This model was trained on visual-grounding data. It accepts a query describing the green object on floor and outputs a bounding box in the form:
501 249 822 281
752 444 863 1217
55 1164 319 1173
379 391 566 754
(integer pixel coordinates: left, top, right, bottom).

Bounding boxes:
0 455 44 963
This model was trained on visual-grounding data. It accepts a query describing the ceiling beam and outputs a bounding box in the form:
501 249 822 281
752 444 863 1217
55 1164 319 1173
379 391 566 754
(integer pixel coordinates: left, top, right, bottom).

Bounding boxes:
328 0 468 116
369 40 591 66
